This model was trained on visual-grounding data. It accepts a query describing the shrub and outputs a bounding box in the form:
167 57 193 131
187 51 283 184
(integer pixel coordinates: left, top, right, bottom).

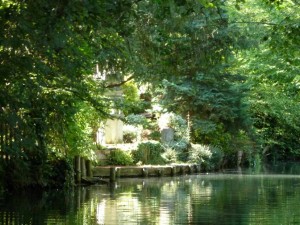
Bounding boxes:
123 125 141 143
125 114 148 127
141 129 151 141
158 112 189 141
189 144 212 164
132 141 165 165
189 144 224 171
122 81 139 102
149 130 161 141
108 149 134 166
164 140 190 162
209 146 224 170
123 132 137 143
122 81 145 115
169 113 189 141
45 158 74 188
162 148 178 163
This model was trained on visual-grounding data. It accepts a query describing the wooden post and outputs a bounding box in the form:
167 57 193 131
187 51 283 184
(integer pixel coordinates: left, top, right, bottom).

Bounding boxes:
86 160 92 178
81 158 87 178
75 156 81 183
193 164 198 173
142 168 148 177
110 167 117 182
116 167 121 178
180 165 184 175
171 166 176 176
110 167 121 182
156 168 162 176
188 165 193 174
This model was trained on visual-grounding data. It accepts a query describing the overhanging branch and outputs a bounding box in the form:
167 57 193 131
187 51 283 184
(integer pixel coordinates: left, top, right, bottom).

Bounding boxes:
105 75 134 88
229 21 277 26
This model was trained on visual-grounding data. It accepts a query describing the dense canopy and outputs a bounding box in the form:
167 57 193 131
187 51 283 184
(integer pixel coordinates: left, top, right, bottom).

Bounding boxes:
0 0 299 188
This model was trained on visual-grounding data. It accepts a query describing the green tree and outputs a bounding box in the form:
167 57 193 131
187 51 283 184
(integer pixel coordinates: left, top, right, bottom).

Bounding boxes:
125 0 253 161
229 0 300 161
0 0 131 188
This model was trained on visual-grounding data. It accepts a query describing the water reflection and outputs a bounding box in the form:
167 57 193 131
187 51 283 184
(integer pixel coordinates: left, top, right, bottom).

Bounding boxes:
1 172 300 224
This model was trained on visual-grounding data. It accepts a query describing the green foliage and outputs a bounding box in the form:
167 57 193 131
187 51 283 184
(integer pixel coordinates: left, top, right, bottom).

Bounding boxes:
125 114 149 128
0 163 3 189
164 140 190 162
162 148 178 164
132 141 165 165
209 147 225 171
123 125 140 143
130 0 232 82
123 132 137 144
189 144 213 164
252 153 262 173
44 157 74 188
0 0 124 188
229 0 300 161
159 113 189 141
123 81 139 102
108 149 134 166
193 122 230 150
47 101 101 160
122 81 145 115
168 140 190 152
232 130 254 154
129 0 252 153
158 113 190 161
2 0 300 188
3 158 32 190
148 130 161 141
189 144 224 171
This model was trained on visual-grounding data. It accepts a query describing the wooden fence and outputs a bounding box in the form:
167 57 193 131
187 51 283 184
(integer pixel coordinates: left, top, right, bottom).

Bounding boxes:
0 108 35 162
0 120 16 161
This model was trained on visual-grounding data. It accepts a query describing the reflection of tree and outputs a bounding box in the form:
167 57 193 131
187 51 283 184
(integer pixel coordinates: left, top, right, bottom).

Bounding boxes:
2 175 300 224
76 176 300 224
249 177 300 225
189 176 263 224
188 175 300 225
0 188 81 225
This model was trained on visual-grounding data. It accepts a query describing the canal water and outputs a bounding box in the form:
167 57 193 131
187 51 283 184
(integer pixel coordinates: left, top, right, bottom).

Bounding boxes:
1 167 300 224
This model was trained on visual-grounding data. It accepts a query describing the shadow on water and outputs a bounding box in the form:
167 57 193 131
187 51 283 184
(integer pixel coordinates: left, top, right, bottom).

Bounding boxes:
0 185 111 225
0 189 71 224
267 162 300 174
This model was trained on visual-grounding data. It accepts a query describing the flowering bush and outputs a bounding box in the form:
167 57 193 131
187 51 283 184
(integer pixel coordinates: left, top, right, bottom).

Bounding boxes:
189 144 212 164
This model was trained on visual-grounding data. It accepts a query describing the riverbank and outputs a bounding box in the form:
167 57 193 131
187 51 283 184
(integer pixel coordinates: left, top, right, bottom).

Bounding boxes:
92 164 201 182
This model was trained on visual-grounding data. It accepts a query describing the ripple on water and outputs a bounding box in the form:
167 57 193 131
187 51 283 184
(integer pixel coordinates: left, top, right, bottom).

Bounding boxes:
1 173 300 224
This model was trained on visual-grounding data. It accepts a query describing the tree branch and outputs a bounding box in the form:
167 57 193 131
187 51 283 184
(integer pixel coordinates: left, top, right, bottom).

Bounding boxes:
105 75 134 88
229 21 277 26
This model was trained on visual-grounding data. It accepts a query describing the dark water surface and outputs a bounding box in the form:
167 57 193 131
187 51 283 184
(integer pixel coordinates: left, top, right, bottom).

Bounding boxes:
1 169 300 224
